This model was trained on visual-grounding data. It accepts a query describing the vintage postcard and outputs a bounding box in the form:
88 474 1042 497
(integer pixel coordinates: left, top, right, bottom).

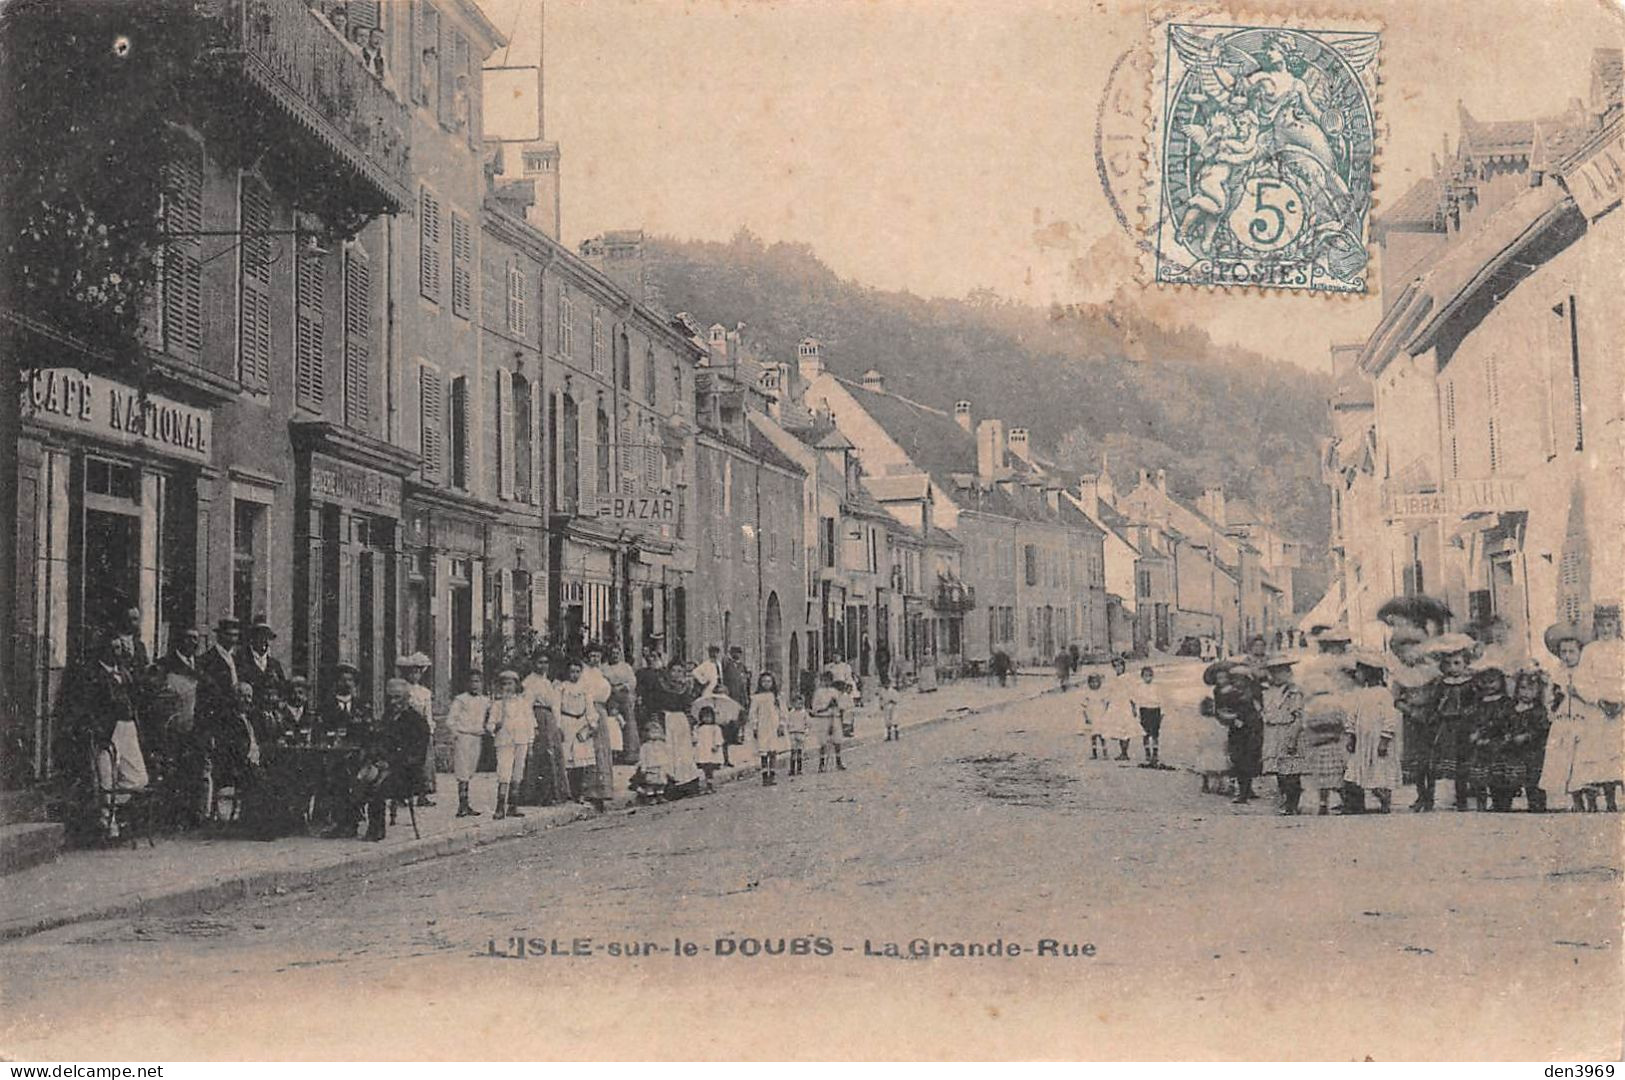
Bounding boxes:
0 0 1621 1065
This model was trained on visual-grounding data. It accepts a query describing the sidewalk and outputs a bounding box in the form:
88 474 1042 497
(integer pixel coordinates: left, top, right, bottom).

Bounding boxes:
0 675 1054 941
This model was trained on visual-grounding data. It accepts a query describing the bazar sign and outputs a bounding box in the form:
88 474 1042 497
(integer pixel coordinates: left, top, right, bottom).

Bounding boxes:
595 494 678 524
1565 126 1624 221
1382 478 1526 519
23 367 211 464
310 452 401 513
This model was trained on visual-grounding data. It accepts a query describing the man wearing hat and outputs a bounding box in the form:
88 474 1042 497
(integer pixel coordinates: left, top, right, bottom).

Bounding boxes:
318 663 372 836
395 652 436 807
236 615 287 706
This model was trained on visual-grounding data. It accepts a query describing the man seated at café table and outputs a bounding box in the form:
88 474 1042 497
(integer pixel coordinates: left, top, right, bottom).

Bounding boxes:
326 678 430 842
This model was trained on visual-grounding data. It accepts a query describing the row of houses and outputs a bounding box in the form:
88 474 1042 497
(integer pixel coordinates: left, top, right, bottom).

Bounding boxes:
1316 49 1622 655
2 0 1304 790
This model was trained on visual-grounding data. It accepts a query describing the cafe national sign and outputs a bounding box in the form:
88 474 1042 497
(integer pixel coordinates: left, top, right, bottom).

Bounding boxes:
22 367 213 465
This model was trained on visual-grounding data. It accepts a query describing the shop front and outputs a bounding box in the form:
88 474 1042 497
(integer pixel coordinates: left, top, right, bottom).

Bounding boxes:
400 486 499 713
292 424 416 707
13 367 214 781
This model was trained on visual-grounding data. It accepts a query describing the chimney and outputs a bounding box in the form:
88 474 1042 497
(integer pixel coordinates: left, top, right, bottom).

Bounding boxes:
1199 487 1226 526
1044 485 1061 513
516 142 562 240
861 368 886 393
579 230 648 303
797 338 823 382
976 419 1006 483
1077 476 1100 516
1008 428 1032 464
1154 468 1167 493
955 400 972 432
1138 468 1151 489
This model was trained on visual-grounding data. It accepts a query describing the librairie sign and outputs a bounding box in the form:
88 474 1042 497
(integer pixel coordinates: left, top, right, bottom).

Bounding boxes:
1382 477 1526 520
23 367 212 464
595 493 678 524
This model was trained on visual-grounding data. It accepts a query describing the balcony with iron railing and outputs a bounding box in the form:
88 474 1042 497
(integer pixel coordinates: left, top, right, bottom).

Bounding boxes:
932 578 976 613
209 0 412 211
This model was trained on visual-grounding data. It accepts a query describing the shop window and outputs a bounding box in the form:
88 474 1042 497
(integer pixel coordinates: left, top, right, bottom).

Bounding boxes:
233 498 268 621
405 549 433 660
85 457 140 500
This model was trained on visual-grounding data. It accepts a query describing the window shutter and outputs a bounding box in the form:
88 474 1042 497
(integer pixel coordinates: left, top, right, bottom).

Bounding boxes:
507 264 526 335
455 377 473 489
237 176 273 391
620 410 636 495
498 368 515 499
295 250 325 408
344 246 372 428
530 379 543 506
162 140 204 360
419 365 443 478
350 0 380 28
451 211 472 318
419 187 441 301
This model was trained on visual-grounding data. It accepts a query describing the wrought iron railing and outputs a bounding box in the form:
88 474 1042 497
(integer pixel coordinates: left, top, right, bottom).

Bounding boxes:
219 0 412 206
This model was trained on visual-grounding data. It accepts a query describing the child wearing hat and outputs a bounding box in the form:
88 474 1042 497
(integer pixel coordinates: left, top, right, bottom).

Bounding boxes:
1422 633 1480 811
1343 653 1399 813
1569 639 1624 812
488 670 534 819
1506 663 1551 812
446 669 491 817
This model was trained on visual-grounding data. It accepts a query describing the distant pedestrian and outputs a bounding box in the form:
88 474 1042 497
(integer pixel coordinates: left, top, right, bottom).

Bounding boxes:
875 640 892 688
749 672 789 786
1260 656 1304 812
1080 672 1109 760
603 644 639 765
991 649 1012 688
1195 666 1233 795
557 659 613 811
691 645 722 699
879 679 901 741
522 649 570 807
722 645 751 762
396 652 436 808
447 670 490 818
1098 658 1140 761
1054 650 1072 692
691 699 728 790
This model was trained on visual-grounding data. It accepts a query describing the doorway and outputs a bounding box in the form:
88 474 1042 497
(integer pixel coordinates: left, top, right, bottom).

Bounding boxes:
450 557 474 695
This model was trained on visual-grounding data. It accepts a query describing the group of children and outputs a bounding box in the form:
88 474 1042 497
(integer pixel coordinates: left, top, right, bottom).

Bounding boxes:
1079 657 1173 770
1185 623 1625 816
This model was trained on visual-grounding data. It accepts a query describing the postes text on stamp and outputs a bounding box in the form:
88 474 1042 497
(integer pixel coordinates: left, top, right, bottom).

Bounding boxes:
1149 20 1380 294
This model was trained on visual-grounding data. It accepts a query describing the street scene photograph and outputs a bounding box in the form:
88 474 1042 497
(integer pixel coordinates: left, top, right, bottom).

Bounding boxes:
0 0 1621 1064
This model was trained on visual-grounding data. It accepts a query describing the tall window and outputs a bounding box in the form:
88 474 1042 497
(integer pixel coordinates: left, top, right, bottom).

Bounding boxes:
1443 379 1459 478
1024 544 1039 587
560 394 579 510
596 406 611 500
1486 355 1501 474
450 375 469 490
616 329 631 390
419 186 441 301
161 131 205 361
591 308 606 373
506 263 526 335
413 1 441 113
450 210 472 318
1562 295 1583 451
643 345 657 404
557 291 574 355
512 373 533 503
343 244 372 429
232 499 268 620
295 248 325 408
418 364 444 479
237 174 272 392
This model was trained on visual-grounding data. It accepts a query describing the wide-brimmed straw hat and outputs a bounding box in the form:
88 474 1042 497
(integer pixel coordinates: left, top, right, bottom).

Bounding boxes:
1421 632 1478 658
1542 622 1593 659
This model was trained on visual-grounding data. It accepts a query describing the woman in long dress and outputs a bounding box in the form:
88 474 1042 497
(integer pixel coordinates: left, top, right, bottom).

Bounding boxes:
521 657 571 807
648 659 702 797
749 671 791 786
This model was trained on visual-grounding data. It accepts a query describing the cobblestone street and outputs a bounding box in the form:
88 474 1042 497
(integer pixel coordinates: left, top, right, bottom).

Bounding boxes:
3 672 1618 1060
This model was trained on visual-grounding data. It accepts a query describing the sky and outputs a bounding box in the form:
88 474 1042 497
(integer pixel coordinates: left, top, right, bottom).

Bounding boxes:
475 0 1623 372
